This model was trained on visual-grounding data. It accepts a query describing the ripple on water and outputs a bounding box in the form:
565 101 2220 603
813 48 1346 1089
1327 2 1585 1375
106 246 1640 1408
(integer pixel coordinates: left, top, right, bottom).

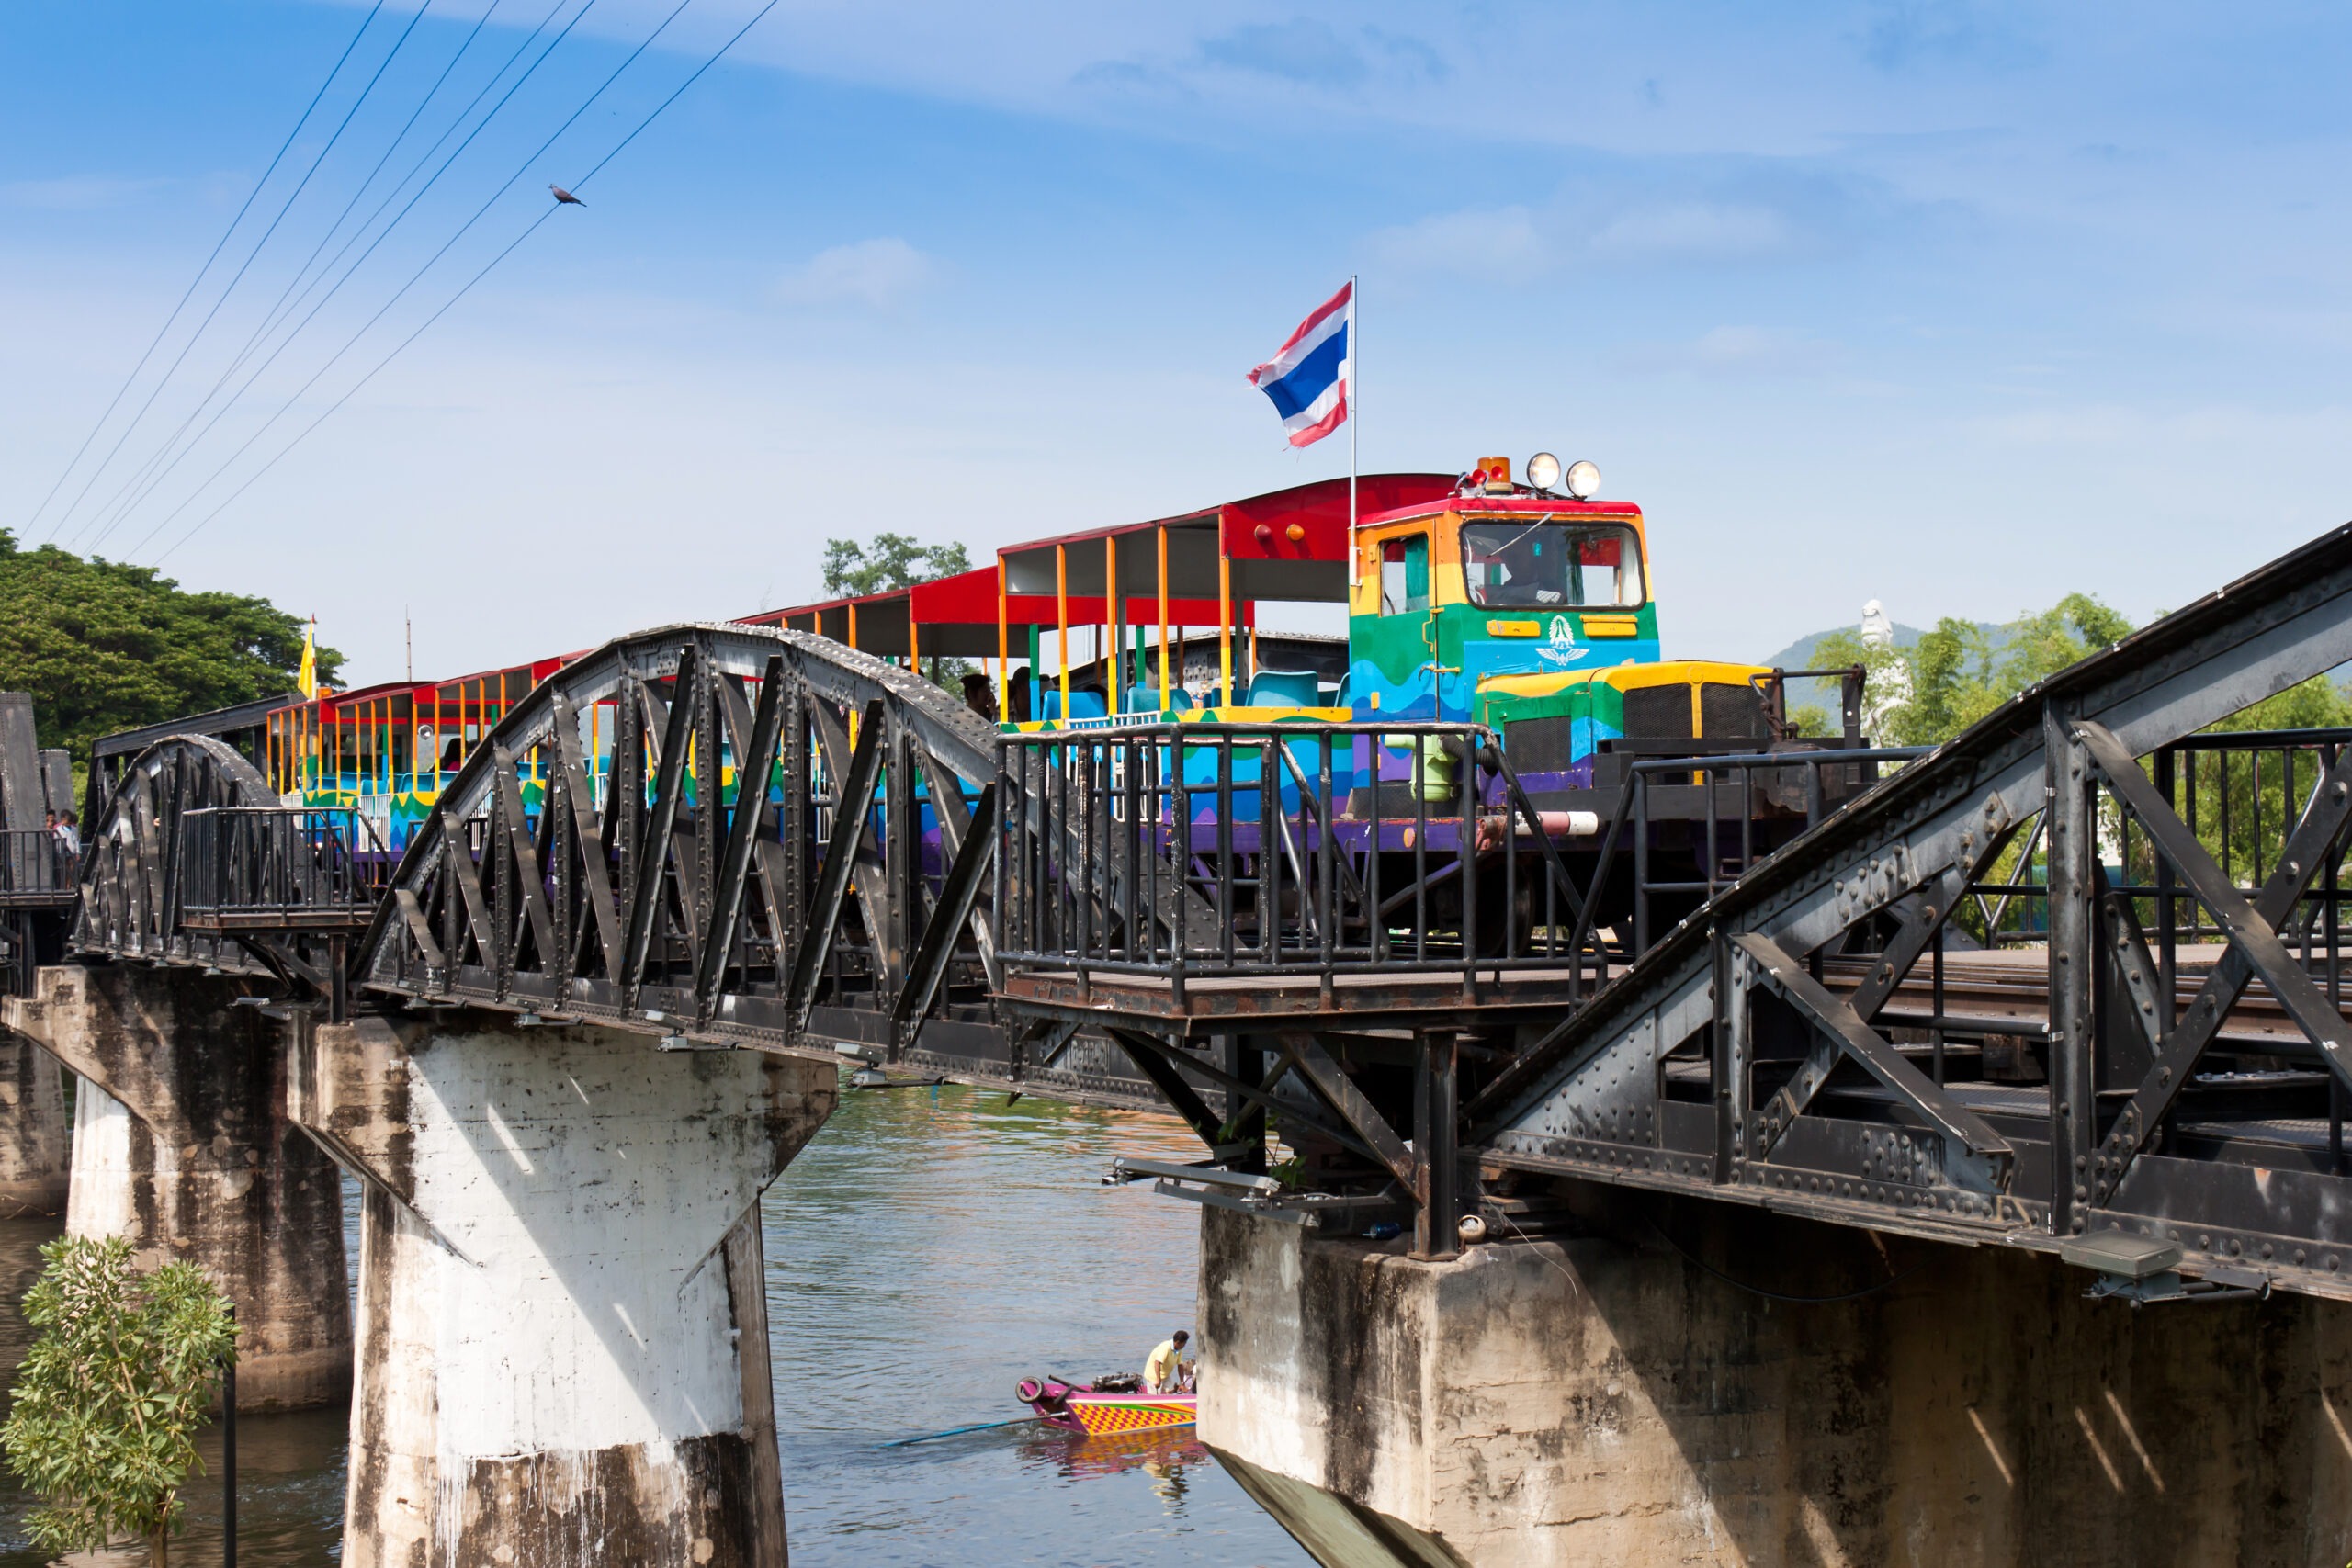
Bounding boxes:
0 1085 1310 1568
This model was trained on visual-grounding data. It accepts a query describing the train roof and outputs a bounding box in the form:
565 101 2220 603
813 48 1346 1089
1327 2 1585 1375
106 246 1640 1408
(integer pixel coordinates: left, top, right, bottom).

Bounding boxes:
736 472 1459 658
110 470 1524 750
999 473 1457 606
1356 493 1645 528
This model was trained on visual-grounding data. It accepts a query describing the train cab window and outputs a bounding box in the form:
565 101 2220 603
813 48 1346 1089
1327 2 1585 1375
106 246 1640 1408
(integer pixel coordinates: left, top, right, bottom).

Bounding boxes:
1380 535 1430 615
1460 521 1643 609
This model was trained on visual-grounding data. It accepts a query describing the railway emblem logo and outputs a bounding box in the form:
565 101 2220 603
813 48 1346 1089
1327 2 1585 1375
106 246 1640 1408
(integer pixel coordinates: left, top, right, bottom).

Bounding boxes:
1537 615 1590 668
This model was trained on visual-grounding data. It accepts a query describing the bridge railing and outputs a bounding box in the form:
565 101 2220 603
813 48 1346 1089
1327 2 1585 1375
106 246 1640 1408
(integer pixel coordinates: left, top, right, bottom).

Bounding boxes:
176 807 390 931
1597 744 1934 953
993 719 1602 998
0 830 78 903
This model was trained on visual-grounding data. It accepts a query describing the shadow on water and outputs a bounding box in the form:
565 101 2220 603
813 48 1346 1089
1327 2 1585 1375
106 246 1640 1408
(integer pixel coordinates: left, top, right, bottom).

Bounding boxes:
764 1082 1311 1568
0 1086 1310 1567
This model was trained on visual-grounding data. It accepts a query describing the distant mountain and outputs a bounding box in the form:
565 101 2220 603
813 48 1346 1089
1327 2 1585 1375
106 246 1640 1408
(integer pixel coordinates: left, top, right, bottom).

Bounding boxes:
1760 623 1930 671
1761 620 2008 672
1758 620 2006 715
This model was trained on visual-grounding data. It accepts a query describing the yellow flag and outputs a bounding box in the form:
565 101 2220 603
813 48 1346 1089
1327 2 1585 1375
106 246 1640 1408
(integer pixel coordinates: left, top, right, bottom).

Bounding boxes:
299 617 318 700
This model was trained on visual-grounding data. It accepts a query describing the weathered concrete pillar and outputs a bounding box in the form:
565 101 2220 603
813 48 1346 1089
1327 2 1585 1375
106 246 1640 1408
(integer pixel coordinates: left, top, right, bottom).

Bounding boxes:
291 1012 834 1567
3 964 351 1409
1200 1194 2352 1567
0 1028 70 1215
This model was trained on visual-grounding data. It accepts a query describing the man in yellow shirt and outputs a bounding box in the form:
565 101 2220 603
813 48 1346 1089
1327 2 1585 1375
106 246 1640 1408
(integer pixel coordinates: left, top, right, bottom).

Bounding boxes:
1143 1329 1191 1394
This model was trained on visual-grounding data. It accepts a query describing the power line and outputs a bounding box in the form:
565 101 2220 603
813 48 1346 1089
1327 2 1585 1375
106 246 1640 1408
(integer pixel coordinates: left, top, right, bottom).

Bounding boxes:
148 0 790 567
130 0 706 557
75 0 518 544
51 0 435 547
237 0 514 370
240 0 578 362
570 0 786 190
105 0 648 558
75 0 592 554
151 208 562 566
81 0 602 557
22 0 388 538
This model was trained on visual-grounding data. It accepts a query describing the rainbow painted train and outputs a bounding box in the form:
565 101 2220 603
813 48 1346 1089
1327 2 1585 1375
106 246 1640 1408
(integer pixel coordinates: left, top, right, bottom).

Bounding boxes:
90 454 1878 974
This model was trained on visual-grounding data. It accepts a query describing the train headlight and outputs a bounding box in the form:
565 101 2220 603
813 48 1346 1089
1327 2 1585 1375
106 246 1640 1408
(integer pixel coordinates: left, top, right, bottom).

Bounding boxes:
1564 459 1601 500
1524 452 1563 493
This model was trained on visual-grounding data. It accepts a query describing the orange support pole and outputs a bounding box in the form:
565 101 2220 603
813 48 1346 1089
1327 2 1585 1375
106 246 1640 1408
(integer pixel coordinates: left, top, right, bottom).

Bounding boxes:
1056 545 1070 723
1218 540 1233 714
1157 525 1170 715
1107 534 1121 716
996 559 1010 721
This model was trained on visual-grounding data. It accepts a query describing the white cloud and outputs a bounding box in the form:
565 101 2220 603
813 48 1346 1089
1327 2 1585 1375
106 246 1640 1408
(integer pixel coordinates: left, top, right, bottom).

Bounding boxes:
1612 325 1843 378
1371 205 1549 282
773 238 940 311
1374 196 1808 284
1 176 167 210
1587 202 1795 262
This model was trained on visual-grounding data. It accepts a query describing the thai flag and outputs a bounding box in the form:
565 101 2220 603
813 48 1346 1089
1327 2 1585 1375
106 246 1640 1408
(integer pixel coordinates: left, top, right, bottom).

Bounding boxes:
1247 281 1351 448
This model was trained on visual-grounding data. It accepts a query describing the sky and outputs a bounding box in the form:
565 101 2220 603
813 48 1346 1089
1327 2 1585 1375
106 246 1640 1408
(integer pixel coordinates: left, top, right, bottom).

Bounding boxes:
5 1 2352 686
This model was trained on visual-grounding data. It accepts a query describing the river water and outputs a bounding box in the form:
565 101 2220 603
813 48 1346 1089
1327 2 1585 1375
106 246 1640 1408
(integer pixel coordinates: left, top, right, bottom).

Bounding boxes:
0 1082 1314 1568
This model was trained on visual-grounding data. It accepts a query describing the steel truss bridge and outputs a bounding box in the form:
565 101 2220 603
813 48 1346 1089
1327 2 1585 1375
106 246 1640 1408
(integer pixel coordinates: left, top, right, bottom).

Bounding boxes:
63 523 2352 1301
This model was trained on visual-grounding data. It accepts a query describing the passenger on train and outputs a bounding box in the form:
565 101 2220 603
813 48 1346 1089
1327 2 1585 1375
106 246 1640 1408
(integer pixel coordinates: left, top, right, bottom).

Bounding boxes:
961 671 998 722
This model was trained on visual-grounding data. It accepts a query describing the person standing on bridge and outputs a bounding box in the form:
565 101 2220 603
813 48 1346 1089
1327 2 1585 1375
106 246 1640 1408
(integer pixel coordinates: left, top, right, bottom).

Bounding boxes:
1144 1329 1192 1395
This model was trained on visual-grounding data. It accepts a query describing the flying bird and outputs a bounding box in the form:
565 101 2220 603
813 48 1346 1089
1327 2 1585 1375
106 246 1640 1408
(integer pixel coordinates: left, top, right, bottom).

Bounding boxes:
549 185 584 207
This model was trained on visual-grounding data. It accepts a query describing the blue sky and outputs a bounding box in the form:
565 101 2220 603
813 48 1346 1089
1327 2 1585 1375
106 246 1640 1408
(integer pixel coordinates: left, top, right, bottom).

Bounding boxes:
6 1 2352 684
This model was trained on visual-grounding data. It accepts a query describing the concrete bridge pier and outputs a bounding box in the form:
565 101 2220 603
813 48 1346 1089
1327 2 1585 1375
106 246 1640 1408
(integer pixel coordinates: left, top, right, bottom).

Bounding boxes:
0 1026 70 1215
1201 1190 2352 1568
291 1011 835 1568
3 964 351 1408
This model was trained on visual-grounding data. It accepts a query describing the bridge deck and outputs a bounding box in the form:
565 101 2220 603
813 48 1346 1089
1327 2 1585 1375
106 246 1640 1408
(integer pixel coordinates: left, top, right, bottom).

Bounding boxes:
1000 963 1603 1028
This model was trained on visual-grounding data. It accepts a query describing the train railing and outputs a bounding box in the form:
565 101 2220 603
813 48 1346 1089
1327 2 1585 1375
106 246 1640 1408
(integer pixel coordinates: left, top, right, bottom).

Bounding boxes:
176 807 390 931
994 720 1599 1002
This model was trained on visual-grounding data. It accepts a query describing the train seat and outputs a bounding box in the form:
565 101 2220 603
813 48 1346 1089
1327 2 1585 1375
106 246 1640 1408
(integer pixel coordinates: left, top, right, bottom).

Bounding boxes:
1249 669 1321 707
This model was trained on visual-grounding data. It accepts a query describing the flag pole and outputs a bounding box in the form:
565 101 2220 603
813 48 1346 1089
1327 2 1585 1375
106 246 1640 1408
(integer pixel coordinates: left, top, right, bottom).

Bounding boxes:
1347 274 1360 586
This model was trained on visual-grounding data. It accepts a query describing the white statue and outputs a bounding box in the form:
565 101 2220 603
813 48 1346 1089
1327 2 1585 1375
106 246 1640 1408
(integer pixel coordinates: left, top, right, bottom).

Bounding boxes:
1860 599 1894 649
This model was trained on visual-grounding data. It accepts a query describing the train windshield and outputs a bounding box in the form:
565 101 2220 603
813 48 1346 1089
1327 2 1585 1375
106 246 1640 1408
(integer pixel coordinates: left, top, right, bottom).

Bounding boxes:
1459 520 1643 609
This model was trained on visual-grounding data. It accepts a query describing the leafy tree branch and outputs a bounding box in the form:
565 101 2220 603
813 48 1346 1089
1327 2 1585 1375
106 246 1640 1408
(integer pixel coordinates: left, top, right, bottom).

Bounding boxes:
3 1235 237 1566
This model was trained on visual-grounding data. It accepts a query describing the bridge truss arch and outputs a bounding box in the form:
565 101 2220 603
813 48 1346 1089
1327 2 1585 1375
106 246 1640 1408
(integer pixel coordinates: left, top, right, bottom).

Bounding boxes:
75 732 278 969
354 622 1016 1066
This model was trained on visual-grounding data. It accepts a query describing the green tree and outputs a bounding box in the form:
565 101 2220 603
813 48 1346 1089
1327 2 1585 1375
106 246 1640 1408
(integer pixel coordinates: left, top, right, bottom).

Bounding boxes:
821 532 978 696
1811 592 2136 748
821 533 971 597
2 1235 238 1566
2206 672 2352 733
1998 592 2132 690
0 532 341 767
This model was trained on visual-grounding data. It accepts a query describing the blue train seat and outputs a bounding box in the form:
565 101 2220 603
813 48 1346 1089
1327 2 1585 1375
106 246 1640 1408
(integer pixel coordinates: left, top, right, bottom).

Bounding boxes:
1249 669 1321 707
